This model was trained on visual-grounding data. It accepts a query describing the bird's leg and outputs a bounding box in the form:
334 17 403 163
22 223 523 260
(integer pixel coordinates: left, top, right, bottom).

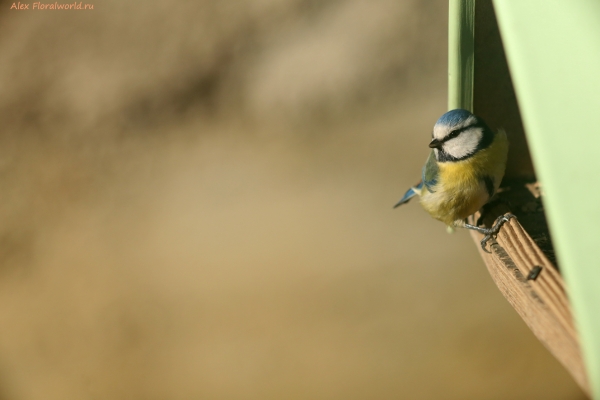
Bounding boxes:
463 213 516 253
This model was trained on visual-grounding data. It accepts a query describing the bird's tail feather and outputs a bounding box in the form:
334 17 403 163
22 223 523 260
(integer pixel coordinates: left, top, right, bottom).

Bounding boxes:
393 181 423 208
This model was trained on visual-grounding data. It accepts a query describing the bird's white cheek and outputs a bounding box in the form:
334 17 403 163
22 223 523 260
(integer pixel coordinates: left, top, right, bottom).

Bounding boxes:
443 135 479 159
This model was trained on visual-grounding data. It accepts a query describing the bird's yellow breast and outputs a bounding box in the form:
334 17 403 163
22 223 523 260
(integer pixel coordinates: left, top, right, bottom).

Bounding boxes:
420 130 508 226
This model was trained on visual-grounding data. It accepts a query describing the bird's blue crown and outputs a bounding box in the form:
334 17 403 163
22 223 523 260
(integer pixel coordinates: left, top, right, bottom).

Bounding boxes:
434 109 474 128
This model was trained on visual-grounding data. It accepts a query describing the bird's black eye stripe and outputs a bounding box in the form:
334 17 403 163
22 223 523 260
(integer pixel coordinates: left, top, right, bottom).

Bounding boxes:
440 129 461 143
442 122 482 142
447 129 461 139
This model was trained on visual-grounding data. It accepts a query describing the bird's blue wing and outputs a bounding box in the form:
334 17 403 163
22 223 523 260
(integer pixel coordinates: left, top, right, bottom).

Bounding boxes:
393 151 438 208
422 150 439 193
393 181 424 208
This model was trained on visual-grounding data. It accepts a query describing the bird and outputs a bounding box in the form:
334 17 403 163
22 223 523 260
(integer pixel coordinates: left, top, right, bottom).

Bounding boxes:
394 109 514 252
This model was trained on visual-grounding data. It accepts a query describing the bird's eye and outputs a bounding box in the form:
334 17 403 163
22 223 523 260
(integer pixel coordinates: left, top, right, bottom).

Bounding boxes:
448 129 460 139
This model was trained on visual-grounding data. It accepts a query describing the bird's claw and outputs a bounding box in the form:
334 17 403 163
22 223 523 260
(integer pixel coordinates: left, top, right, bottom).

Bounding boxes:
480 213 516 253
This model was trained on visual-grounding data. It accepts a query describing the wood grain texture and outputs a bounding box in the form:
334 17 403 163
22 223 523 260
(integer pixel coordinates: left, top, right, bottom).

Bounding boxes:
469 207 590 397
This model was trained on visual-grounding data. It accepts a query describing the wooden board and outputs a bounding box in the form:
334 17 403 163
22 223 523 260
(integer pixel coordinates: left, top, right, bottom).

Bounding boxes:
469 182 589 396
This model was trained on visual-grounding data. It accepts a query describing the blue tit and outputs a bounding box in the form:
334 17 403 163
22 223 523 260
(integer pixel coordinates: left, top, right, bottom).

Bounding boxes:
394 109 514 251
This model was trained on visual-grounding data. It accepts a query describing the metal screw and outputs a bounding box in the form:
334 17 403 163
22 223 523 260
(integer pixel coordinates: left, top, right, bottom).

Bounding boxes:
527 266 543 281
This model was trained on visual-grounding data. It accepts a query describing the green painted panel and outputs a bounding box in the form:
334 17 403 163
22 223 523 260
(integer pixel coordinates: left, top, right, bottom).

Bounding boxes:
493 1 600 397
448 0 475 111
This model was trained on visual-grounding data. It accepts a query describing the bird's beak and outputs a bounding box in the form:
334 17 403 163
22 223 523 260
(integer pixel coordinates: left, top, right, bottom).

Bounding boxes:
429 138 442 149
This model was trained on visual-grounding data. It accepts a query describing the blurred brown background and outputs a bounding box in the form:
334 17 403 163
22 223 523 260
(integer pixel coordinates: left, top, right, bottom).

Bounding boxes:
0 1 586 399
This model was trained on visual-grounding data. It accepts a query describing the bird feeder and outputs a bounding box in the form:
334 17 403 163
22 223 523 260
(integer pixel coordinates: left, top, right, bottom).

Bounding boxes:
449 1 600 397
